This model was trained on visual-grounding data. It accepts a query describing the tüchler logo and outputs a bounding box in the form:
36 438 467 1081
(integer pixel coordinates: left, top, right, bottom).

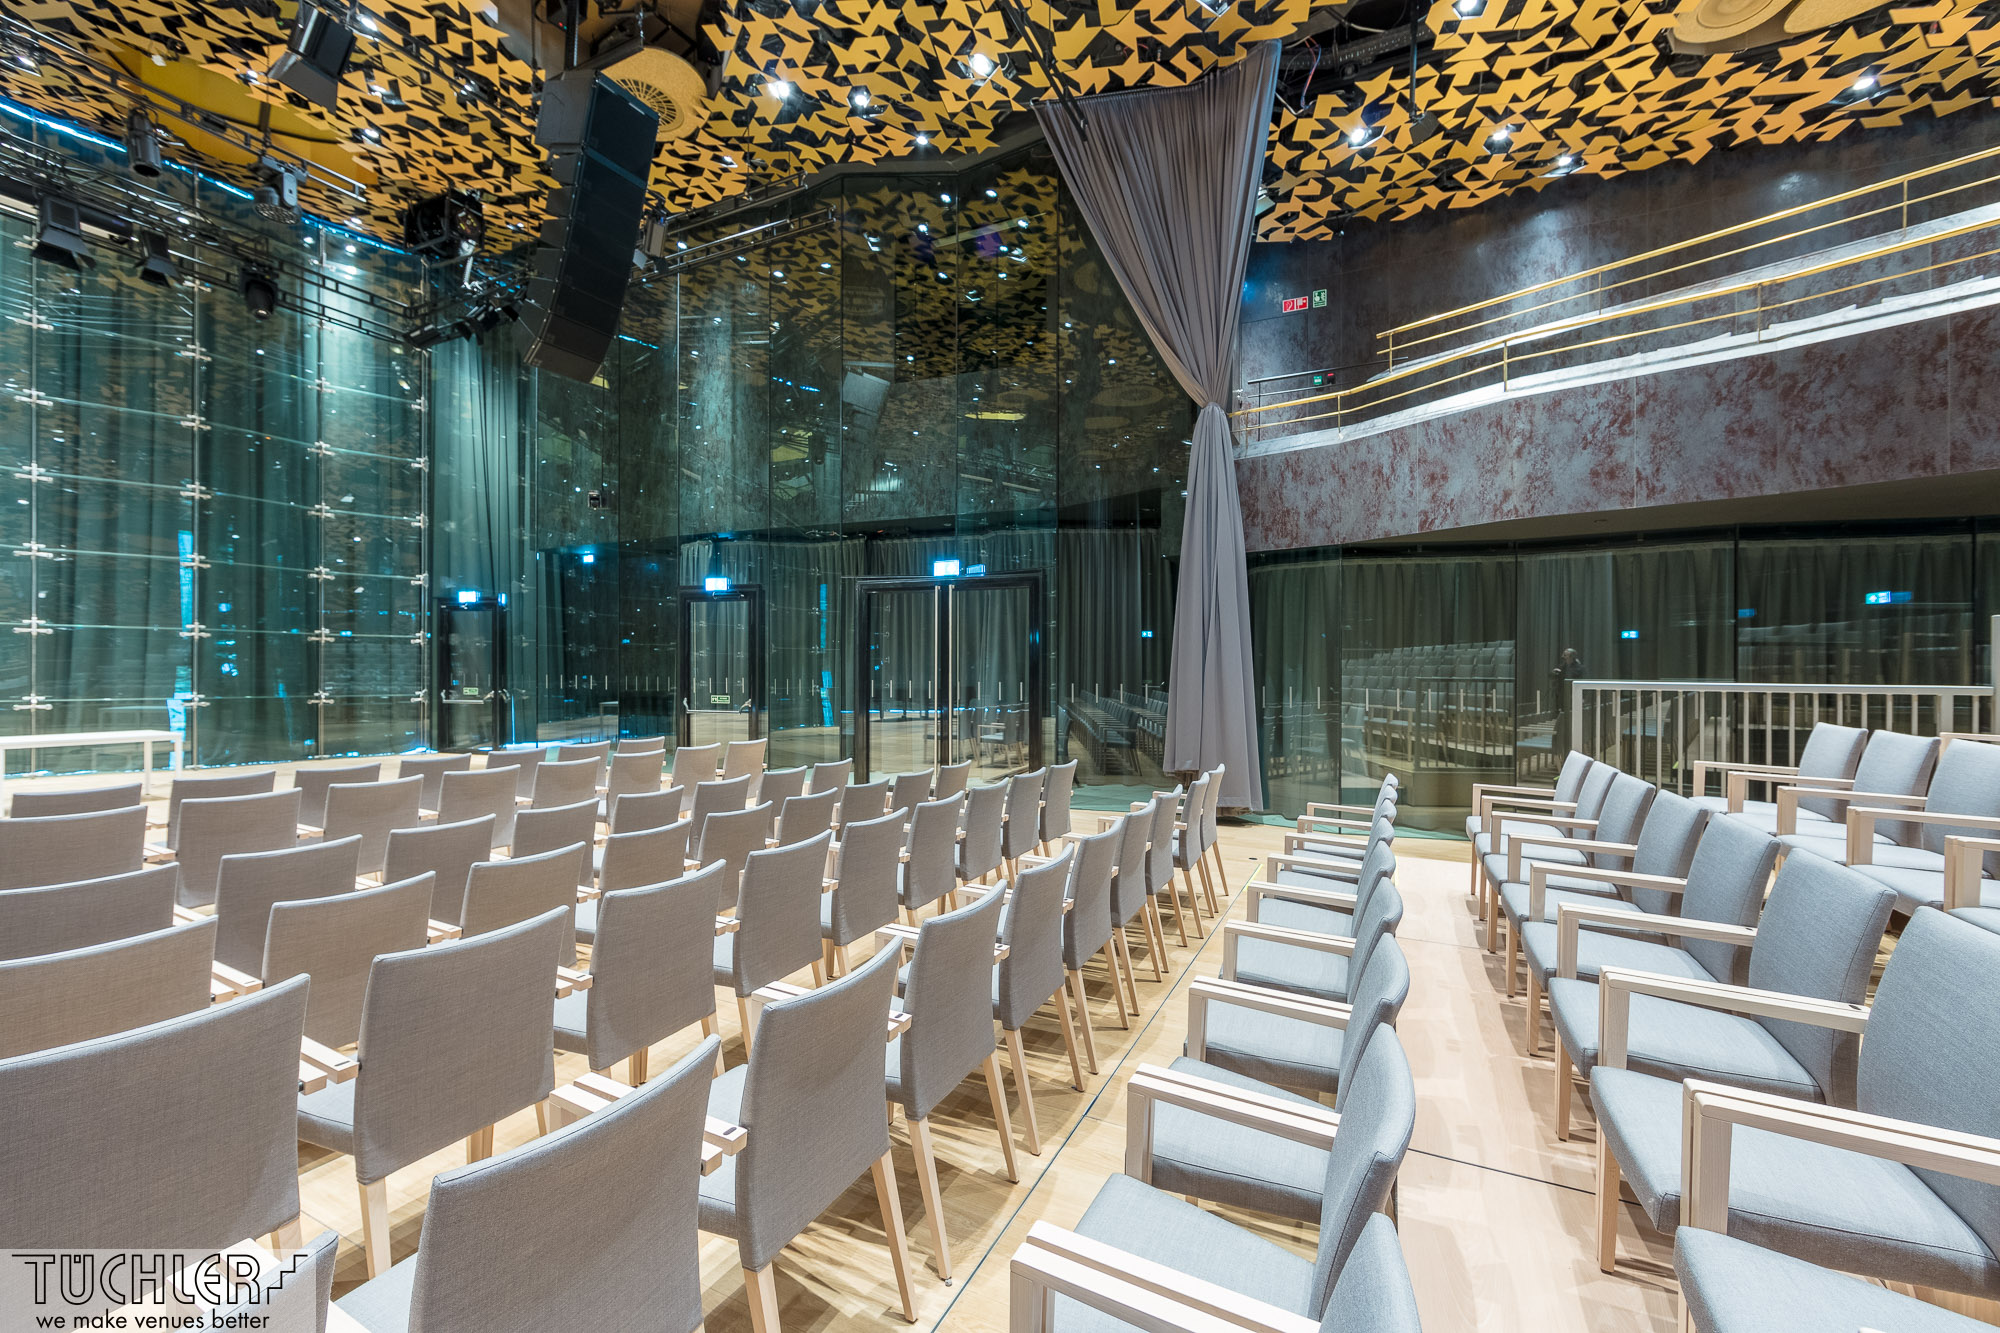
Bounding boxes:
0 1247 317 1331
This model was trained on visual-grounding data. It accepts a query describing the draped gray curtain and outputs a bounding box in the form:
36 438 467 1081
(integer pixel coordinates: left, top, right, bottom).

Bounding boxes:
1037 43 1279 808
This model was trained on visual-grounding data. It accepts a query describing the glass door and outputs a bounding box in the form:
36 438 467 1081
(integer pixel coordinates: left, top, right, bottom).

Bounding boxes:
949 579 1036 785
859 584 942 779
436 597 508 750
679 587 765 748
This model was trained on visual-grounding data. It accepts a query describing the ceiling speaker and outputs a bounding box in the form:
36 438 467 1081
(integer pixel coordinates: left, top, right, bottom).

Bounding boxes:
599 47 709 143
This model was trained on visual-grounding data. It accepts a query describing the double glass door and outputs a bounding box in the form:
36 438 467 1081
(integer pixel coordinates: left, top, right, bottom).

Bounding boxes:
854 572 1045 783
680 587 765 748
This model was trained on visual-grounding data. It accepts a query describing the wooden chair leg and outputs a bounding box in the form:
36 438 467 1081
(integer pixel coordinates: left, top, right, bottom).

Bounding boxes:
1596 1133 1622 1273
836 943 851 975
1054 986 1088 1090
1555 1046 1574 1141
1066 970 1099 1073
359 1177 390 1279
270 1217 303 1251
744 1263 782 1333
906 1113 952 1282
467 1125 494 1161
982 1051 1021 1182
1101 943 1132 1028
1143 899 1168 977
1004 1026 1041 1155
1113 930 1143 1014
737 993 756 1060
534 1100 548 1135
1199 852 1221 913
871 1150 920 1322
701 1012 726 1074
1484 875 1501 952
1504 917 1521 998
629 1046 649 1086
1523 967 1543 1055
810 958 827 987
1166 873 1190 946
1182 866 1207 936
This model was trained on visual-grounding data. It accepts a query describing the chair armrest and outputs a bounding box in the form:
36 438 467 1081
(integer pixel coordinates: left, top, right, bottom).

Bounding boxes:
426 919 463 944
295 823 323 839
1263 851 1363 881
1848 806 2000 865
1773 782 1913 834
144 842 176 863
1508 833 1632 884
874 922 922 953
1220 920 1355 982
1244 879 1356 923
1680 1079 2000 1236
1491 811 1597 860
172 903 203 924
755 981 910 1040
1554 901 1753 980
555 966 592 998
715 916 739 935
1597 967 1868 1073
1185 976 1351 1061
1690 760 1796 804
1010 1223 1319 1333
1124 1064 1340 1186
210 960 263 1002
1524 855 1655 919
300 1037 356 1084
1944 835 2000 909
1283 832 1367 855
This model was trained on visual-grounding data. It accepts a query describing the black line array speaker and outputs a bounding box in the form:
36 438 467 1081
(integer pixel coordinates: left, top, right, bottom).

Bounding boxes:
518 71 658 382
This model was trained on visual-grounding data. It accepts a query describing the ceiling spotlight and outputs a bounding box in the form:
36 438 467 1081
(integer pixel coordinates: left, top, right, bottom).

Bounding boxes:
968 52 996 78
767 79 793 100
1454 0 1486 14
270 2 356 109
1852 71 1877 91
850 87 870 110
123 110 164 179
1485 125 1514 152
913 133 930 147
32 197 93 271
676 239 688 250
940 192 952 204
136 232 178 287
354 11 378 32
361 125 380 141
238 265 279 320
1542 153 1582 177
985 188 998 198
11 51 35 72
1347 122 1380 149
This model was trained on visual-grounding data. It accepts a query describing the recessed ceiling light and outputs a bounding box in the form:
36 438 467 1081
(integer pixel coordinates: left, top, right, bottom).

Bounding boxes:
767 79 792 100
969 52 996 78
914 132 930 147
1454 0 1485 13
1852 71 1877 91
850 88 870 109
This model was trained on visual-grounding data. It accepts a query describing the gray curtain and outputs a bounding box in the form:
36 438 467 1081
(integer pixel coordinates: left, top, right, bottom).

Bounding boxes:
1036 44 1279 808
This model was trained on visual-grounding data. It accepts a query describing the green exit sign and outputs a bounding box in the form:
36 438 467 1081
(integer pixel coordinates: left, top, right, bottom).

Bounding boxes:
1311 373 1326 387
1312 288 1328 308
709 694 731 705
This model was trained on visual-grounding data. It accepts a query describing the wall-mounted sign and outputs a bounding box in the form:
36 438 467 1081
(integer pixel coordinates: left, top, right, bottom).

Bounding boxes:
709 693 732 705
1280 295 1309 313
1312 288 1328 308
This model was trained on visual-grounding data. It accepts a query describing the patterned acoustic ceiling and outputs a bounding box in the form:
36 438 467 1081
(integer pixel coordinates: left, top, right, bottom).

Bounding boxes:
3 0 1999 245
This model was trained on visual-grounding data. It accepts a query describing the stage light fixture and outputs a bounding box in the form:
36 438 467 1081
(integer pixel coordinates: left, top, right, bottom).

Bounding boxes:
968 52 996 78
32 197 93 271
239 266 279 320
136 232 178 286
124 110 165 178
252 161 300 222
270 3 356 109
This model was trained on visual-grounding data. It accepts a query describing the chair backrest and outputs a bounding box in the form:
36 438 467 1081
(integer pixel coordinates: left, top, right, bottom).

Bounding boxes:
889 770 936 815
1625 788 1709 915
165 769 278 847
1317 1214 1423 1333
385 816 494 925
1550 750 1594 805
757 766 807 811
610 785 685 834
775 789 839 846
1746 850 1896 1107
896 887 1008 1119
172 787 302 908
324 776 424 877
1333 937 1412 1111
0 974 309 1247
1109 798 1156 922
1305 1028 1416 1319
835 777 891 828
1175 774 1211 867
0 918 216 1060
721 739 768 783
1345 879 1405 983
615 735 668 754
1588 773 1656 868
1347 842 1398 923
532 758 601 810
828 809 907 948
1792 723 1869 820
732 944 899 1272
934 760 972 799
690 775 754 843
724 832 834 997
1143 786 1181 891
481 746 547 799
1858 908 2000 1269
397 752 473 810
1001 768 1048 859
1678 816 1785 985
901 794 963 911
583 865 726 1071
695 803 775 909
1566 761 1620 827
294 762 383 828
958 782 1008 881
512 799 600 884
397 1035 716 1333
554 740 611 774
1848 730 1941 847
439 768 521 848
1202 764 1228 839
0 864 177 962
996 846 1074 1032
1038 760 1078 843
8 782 143 818
599 819 693 896
213 834 363 974
604 749 665 804
0 804 147 890
264 874 431 1048
670 744 723 791
1915 738 2000 870
1063 820 1122 968
461 843 586 964
807 758 852 795
347 909 565 1184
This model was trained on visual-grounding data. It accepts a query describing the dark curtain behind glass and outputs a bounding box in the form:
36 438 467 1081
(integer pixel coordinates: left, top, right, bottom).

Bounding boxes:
1737 531 1973 684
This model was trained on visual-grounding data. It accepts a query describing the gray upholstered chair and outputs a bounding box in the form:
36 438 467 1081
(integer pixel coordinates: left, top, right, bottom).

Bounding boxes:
609 784 684 834
512 798 600 884
834 777 891 830
161 769 280 849
0 973 310 1249
693 802 775 909
1101 800 1153 1020
1196 763 1230 911
600 748 664 814
461 842 587 963
671 744 723 792
1465 754 1589 912
1491 771 1660 967
715 832 834 1057
1808 736 2000 913
322 776 424 877
1132 786 1183 976
557 863 727 1083
1162 771 1212 945
1190 936 1411 1101
934 760 971 799
1061 820 1124 1076
806 757 851 795
1675 1227 1997 1333
337 1035 718 1333
1597 908 2000 1307
1688 721 1867 821
1000 766 1047 883
554 739 611 786
168 787 302 908
578 820 697 946
265 874 434 1048
1477 758 1620 941
699 943 918 1330
437 767 520 849
755 766 807 812
1247 840 1396 943
822 807 904 976
988 846 1085 1151
0 804 147 890
1016 1028 1415 1333
397 752 473 811
213 834 364 974
898 794 962 920
1038 759 1078 850
0 863 177 961
720 739 767 785
297 908 566 1277
480 745 547 800
8 781 142 818
689 774 754 843
1746 726 1936 839
294 762 383 829
889 769 936 815
615 734 668 754
885 887 1014 1280
774 788 838 846
958 780 1008 887
531 757 601 810
385 816 494 923
1223 872 1404 1008
0 917 216 1059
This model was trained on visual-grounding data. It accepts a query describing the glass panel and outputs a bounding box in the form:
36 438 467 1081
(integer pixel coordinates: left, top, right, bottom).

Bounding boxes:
1736 530 1973 685
863 586 938 780
949 580 1034 784
686 595 753 748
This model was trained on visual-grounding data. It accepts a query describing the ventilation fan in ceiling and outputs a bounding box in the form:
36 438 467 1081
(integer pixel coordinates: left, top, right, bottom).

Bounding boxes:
600 46 707 141
1670 0 1889 53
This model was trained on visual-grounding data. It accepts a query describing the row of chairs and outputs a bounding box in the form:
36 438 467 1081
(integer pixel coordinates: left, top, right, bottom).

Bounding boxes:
1470 738 2000 1330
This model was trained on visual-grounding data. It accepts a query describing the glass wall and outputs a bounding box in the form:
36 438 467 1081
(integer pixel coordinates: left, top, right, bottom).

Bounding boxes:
1252 523 2000 827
